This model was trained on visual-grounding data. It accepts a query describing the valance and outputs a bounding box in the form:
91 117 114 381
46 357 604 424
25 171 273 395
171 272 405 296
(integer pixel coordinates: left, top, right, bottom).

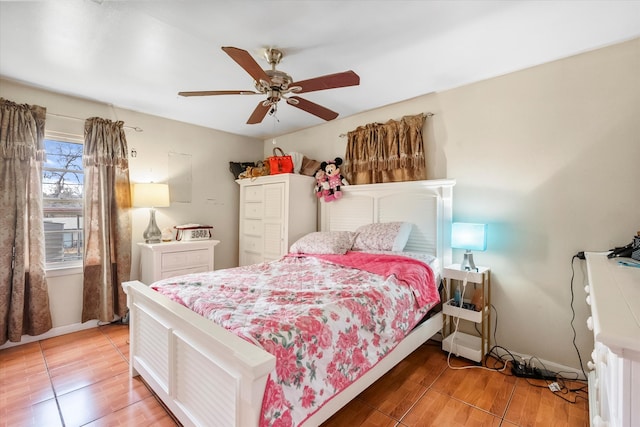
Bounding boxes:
0 98 46 161
344 113 426 185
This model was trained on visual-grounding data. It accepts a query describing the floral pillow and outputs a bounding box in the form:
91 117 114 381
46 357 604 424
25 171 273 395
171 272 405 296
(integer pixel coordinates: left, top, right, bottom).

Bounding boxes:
351 222 412 252
289 231 357 255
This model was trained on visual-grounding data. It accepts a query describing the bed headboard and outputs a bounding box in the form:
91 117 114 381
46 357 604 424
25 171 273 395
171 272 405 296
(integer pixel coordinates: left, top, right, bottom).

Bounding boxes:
320 179 455 267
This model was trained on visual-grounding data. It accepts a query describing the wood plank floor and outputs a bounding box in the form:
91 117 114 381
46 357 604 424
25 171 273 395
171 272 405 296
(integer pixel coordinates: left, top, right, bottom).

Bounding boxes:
0 324 589 426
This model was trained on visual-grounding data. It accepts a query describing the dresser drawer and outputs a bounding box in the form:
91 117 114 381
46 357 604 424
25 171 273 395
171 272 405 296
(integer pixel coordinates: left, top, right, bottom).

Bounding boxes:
244 202 263 219
160 264 210 279
242 235 262 253
243 219 262 236
244 185 263 202
162 249 210 270
138 240 219 284
242 251 264 266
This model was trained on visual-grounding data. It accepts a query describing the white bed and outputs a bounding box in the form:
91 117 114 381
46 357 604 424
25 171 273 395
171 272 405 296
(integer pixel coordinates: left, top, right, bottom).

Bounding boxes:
122 178 454 427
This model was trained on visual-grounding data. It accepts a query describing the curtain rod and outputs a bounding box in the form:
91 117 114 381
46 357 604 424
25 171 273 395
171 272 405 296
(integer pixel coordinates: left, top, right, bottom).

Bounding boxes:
338 112 433 138
46 112 144 132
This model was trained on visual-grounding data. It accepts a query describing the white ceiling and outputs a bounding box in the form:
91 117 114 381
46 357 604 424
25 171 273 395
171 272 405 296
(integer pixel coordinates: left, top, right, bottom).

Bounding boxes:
1 1 639 140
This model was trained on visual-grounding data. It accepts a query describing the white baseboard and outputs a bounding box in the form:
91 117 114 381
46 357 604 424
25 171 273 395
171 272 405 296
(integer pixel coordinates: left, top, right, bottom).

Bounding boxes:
0 320 100 350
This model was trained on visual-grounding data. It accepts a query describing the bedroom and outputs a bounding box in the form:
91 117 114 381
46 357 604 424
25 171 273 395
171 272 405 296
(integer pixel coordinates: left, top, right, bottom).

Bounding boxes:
1 1 639 426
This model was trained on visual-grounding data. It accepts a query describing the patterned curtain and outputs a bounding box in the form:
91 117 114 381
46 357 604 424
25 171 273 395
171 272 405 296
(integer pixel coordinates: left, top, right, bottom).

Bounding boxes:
0 98 52 344
82 117 131 323
343 113 427 185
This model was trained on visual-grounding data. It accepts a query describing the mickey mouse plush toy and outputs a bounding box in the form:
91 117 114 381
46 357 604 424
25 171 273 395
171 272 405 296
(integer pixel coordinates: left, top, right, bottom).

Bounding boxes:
320 157 349 202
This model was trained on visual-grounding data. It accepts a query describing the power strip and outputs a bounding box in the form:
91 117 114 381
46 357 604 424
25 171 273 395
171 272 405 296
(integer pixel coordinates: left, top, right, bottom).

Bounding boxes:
511 364 556 381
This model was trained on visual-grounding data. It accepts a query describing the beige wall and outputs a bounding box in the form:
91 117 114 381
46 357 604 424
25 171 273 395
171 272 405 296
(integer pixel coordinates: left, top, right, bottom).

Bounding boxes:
265 38 640 370
0 78 263 336
2 38 638 367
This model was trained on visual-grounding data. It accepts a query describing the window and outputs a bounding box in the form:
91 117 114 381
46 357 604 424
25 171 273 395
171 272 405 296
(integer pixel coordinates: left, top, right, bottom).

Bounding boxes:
42 135 83 269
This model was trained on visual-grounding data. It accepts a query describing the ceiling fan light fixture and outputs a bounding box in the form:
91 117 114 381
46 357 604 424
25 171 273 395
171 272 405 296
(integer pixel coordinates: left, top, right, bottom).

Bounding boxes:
255 79 270 92
180 46 360 124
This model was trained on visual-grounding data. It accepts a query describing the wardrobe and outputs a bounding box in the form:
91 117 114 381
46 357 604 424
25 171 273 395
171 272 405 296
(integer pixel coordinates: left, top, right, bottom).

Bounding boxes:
237 174 317 266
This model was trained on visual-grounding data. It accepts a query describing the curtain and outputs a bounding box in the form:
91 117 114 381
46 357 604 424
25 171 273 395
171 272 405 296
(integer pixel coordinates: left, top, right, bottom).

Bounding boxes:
0 98 52 344
82 117 131 323
343 113 427 185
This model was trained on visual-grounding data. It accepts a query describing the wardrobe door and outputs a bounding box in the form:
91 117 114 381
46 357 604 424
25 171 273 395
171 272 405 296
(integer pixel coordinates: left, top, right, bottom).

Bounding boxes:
262 182 285 261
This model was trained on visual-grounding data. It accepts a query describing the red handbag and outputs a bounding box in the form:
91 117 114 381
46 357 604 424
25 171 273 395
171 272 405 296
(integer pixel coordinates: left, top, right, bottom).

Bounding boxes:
268 147 294 175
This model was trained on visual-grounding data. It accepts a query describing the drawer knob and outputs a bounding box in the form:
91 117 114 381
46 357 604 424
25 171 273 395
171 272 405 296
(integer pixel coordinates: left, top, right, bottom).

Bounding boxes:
586 295 591 306
586 316 593 331
599 353 608 366
584 285 590 294
592 415 607 427
587 361 596 370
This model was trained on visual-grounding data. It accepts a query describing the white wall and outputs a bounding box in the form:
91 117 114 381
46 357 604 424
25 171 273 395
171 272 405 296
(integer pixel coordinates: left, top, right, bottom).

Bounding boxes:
0 78 263 337
263 38 640 370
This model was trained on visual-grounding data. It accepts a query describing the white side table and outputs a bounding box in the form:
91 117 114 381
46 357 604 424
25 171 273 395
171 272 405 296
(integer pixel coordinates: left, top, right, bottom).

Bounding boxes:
138 240 220 284
441 264 491 363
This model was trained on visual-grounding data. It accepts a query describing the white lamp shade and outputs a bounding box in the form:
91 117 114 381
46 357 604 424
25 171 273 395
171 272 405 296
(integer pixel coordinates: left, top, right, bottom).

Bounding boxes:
132 183 170 208
451 222 487 251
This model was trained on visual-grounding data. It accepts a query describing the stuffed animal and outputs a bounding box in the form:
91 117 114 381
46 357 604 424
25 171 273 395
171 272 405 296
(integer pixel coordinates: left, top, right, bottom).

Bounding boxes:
320 157 349 202
314 168 328 198
238 166 265 179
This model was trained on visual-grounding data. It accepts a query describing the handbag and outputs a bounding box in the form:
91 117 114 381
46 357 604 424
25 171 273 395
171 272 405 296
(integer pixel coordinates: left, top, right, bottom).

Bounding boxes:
229 161 256 179
268 147 294 175
300 155 321 176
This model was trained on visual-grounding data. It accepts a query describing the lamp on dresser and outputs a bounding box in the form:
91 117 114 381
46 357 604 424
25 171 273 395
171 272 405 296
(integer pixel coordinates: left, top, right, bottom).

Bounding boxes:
132 183 170 244
451 222 487 271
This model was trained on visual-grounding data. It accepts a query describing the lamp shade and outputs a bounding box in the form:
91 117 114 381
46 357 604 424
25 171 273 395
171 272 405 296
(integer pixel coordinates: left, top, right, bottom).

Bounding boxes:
132 183 170 208
451 222 487 251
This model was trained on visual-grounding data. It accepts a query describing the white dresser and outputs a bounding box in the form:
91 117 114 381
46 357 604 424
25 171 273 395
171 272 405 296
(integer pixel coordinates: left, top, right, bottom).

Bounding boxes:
237 174 316 266
585 252 640 427
138 240 220 284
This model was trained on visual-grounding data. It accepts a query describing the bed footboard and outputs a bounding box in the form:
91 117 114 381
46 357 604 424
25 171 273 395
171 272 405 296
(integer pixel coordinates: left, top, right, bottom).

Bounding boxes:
123 281 275 427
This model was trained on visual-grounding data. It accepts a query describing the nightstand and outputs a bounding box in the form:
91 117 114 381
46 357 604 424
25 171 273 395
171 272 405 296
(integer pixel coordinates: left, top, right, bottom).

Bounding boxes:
441 264 491 363
138 240 220 284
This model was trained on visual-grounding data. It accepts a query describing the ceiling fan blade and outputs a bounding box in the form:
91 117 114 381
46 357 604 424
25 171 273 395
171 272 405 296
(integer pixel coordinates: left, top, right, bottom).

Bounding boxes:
222 46 271 84
291 70 360 94
287 96 339 121
178 90 260 97
247 102 271 124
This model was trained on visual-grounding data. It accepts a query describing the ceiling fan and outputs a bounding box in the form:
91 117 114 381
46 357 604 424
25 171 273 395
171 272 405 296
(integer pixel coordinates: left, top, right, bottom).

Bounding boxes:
178 47 360 124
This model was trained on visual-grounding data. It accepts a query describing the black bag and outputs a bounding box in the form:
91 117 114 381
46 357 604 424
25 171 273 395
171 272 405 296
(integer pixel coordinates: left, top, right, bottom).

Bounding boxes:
229 162 256 179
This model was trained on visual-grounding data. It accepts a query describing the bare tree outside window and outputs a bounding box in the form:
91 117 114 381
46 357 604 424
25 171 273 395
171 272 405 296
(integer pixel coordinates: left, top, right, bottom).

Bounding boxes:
42 139 84 266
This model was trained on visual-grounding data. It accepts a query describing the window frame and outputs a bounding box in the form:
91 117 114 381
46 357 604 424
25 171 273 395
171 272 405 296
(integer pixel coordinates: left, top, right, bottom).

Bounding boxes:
42 130 84 272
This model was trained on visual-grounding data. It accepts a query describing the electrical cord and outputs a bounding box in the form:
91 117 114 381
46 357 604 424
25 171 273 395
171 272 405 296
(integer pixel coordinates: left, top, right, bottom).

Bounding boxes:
484 348 588 404
570 255 588 381
474 303 498 348
443 260 588 404
445 273 508 373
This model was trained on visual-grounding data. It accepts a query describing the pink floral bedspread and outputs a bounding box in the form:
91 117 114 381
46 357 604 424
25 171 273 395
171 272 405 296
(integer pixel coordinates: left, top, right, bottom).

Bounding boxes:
150 252 439 426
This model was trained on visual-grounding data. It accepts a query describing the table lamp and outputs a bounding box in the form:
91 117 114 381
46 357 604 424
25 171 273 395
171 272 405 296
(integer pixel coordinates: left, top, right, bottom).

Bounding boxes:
451 222 487 271
133 183 170 244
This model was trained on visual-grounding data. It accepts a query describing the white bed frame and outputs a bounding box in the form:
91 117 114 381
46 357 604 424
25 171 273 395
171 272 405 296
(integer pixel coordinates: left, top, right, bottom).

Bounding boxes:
123 178 454 427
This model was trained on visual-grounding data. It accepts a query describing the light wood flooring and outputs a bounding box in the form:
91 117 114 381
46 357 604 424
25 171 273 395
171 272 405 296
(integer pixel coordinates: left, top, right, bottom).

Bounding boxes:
0 324 589 426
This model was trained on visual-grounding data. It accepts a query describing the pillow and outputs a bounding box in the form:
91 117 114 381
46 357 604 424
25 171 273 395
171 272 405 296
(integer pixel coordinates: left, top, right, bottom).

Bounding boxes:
352 222 412 252
289 231 357 255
